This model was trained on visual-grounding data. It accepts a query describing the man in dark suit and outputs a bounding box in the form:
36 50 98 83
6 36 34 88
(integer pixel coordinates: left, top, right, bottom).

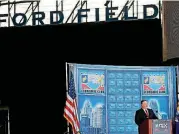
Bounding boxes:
135 100 158 134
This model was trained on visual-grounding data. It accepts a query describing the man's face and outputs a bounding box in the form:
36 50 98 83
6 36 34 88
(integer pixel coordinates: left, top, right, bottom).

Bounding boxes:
142 101 148 109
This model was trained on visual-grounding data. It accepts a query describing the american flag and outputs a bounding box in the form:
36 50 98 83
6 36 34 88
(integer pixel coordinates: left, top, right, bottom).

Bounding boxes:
64 71 80 134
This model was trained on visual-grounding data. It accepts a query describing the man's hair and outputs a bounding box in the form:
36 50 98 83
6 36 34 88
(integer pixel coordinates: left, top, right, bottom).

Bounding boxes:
141 100 147 104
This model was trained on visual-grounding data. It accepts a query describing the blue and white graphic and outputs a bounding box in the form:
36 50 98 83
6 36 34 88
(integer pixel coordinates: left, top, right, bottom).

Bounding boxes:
75 64 177 134
107 70 140 134
78 69 105 94
142 72 168 95
142 96 169 119
78 95 106 134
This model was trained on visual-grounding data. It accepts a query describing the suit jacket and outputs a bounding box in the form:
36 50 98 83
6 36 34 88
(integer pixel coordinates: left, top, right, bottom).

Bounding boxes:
135 108 158 126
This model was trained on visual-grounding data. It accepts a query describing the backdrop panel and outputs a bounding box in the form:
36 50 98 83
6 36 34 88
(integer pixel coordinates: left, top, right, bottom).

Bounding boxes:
73 64 176 134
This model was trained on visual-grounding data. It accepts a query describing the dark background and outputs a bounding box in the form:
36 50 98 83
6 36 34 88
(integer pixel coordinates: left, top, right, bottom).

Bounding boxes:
0 19 163 134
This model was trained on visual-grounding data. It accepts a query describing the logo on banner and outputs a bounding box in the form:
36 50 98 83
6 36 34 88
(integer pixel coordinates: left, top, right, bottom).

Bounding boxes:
153 120 170 134
143 73 166 94
155 123 168 129
80 72 105 94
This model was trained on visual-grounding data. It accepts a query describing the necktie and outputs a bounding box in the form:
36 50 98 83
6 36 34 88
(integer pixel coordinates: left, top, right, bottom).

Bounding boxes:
145 109 149 117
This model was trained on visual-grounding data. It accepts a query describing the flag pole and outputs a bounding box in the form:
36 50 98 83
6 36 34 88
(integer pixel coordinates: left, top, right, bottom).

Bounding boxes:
65 62 70 133
8 107 10 134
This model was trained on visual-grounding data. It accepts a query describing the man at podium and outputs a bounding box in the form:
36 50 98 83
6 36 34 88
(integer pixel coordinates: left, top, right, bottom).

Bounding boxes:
135 100 158 133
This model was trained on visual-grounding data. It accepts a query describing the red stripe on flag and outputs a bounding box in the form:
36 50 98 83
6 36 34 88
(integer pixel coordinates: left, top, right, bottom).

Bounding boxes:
65 104 78 125
65 101 79 128
64 112 76 134
64 98 80 134
66 98 73 106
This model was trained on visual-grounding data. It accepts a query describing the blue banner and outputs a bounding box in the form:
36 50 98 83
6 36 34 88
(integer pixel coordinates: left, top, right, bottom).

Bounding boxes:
74 64 176 134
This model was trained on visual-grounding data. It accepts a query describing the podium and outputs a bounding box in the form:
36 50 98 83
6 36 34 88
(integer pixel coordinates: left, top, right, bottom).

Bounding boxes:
139 119 172 134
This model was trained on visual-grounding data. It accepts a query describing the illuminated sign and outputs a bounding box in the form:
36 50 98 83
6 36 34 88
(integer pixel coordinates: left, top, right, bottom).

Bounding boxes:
0 4 159 26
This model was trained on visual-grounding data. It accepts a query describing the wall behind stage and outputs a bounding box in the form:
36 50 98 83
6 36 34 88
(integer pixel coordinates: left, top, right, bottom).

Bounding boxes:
75 64 176 134
0 19 162 65
162 1 179 61
0 19 162 133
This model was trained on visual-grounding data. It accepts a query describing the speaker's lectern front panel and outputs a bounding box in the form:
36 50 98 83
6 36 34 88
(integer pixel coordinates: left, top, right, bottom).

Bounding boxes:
152 120 172 134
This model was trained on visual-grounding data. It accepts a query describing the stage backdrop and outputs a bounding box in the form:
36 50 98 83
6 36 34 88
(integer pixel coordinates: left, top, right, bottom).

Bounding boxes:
72 64 177 134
